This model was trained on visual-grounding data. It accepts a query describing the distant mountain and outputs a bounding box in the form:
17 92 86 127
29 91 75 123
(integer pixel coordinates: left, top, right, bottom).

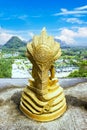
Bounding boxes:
54 38 69 48
27 38 69 48
0 45 3 49
28 39 32 43
2 36 26 50
1 36 69 51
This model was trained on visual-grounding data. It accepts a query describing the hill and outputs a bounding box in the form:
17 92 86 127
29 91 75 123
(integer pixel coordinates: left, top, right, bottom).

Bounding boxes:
2 36 26 51
1 36 70 52
54 38 70 48
28 38 69 48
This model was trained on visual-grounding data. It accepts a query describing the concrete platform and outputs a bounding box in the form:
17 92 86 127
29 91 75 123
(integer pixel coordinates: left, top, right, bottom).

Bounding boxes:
0 78 87 130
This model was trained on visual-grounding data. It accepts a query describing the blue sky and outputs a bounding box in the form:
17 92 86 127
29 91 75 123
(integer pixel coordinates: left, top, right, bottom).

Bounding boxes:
0 0 87 46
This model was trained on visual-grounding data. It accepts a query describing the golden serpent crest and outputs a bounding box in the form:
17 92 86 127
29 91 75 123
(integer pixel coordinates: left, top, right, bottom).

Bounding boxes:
20 28 67 121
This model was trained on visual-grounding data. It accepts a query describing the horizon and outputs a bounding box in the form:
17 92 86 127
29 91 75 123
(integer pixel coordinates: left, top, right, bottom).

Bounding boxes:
0 35 87 47
0 0 87 46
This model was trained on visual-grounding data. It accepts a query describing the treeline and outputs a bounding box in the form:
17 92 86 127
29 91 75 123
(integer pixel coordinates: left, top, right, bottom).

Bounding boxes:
0 59 14 78
62 47 87 59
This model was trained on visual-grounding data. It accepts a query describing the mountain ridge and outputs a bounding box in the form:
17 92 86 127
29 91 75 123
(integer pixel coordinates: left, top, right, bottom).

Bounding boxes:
2 36 86 51
2 36 26 50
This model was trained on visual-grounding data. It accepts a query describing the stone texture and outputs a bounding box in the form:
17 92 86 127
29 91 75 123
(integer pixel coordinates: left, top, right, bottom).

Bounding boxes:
0 79 87 130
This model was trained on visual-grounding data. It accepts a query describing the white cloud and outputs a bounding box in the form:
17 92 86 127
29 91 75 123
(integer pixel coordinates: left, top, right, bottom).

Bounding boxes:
28 32 34 38
53 5 87 16
0 32 12 45
18 15 28 20
0 27 23 45
0 27 35 45
0 27 87 46
55 28 76 44
54 10 87 16
77 27 87 37
60 8 68 13
55 27 87 45
75 5 87 10
0 27 13 45
65 18 87 24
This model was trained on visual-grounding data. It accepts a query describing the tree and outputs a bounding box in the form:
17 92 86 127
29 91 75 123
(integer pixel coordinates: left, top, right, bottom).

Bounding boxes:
68 60 87 77
0 59 13 78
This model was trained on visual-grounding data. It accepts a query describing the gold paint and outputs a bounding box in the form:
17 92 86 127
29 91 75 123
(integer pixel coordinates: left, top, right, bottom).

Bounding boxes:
20 28 67 122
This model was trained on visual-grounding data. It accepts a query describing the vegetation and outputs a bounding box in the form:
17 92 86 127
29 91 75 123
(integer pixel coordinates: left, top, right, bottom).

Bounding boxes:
2 36 26 51
0 39 87 78
69 60 87 77
0 58 14 78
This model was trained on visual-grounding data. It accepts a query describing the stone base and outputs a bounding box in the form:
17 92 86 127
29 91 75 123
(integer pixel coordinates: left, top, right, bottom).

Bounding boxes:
20 79 67 122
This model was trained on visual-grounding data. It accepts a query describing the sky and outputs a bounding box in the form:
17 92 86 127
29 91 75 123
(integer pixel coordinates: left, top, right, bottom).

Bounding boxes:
0 0 87 46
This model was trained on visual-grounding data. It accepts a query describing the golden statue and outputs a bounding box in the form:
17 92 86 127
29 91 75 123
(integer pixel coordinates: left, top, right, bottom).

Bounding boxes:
20 28 67 121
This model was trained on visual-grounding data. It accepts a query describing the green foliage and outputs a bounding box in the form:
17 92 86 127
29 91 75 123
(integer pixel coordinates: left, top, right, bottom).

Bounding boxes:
69 60 87 77
61 47 87 60
1 43 87 78
69 70 80 77
0 59 14 78
2 36 26 51
1 36 27 58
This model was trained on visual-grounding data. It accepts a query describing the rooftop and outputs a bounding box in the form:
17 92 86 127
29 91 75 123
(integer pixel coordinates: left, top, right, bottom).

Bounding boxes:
0 78 87 130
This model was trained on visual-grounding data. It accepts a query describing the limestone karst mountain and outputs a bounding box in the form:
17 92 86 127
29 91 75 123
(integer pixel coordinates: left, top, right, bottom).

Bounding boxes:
1 36 69 51
2 36 26 50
